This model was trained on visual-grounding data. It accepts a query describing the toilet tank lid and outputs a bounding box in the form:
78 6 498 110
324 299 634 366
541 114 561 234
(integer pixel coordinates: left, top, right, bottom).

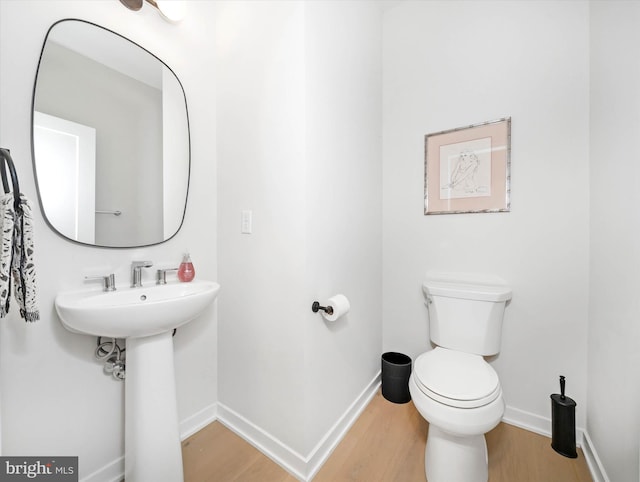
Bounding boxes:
423 273 512 302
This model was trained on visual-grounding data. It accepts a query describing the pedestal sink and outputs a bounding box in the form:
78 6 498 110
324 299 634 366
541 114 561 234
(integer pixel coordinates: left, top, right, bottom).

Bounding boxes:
55 280 220 482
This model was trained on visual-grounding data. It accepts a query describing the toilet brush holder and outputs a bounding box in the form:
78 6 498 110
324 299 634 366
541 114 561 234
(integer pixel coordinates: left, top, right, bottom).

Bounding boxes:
550 375 577 458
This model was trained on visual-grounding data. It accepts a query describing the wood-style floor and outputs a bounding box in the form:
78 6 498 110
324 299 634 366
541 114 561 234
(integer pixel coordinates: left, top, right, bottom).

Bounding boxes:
182 391 593 481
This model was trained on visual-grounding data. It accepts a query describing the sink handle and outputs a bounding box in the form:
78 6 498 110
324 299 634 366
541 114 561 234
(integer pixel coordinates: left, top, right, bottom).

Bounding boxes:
156 268 178 285
85 274 116 292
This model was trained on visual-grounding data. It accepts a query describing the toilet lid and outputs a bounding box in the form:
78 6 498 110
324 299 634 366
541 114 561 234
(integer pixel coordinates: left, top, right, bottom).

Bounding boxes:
414 347 501 408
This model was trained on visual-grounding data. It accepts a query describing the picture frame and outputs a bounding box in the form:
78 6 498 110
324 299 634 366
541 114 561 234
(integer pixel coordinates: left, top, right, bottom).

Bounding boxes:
424 117 511 215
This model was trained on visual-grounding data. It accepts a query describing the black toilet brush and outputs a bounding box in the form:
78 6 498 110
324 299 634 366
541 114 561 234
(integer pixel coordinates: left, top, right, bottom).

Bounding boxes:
550 375 577 458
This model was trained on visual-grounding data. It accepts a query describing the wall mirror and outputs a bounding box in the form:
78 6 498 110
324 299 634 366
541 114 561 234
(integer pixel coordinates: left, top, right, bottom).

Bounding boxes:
31 19 190 248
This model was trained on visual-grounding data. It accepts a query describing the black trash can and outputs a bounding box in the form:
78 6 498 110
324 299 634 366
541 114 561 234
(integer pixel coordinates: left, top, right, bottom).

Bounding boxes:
381 352 412 404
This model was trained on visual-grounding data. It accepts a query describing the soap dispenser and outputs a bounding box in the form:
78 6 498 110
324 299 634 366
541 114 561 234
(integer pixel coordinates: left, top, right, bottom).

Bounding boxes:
178 253 195 282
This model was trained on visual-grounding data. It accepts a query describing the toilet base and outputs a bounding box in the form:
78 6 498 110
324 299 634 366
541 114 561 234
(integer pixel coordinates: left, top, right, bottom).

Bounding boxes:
425 425 488 482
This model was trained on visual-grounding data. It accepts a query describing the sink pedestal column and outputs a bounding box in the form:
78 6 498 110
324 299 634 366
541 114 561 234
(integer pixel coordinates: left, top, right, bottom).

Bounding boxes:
125 331 184 482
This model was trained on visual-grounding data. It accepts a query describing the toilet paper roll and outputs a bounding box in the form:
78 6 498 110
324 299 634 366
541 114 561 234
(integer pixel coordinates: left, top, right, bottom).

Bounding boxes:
322 294 350 322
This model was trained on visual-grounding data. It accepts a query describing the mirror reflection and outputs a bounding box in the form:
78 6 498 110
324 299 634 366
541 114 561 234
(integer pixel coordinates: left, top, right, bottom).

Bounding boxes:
32 19 190 248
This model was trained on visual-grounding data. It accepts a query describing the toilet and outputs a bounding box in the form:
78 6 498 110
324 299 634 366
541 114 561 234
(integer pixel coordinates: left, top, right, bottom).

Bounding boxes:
409 273 512 482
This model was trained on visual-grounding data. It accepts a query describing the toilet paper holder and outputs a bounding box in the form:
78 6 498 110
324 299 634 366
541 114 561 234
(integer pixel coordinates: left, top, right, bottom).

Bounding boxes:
311 301 333 315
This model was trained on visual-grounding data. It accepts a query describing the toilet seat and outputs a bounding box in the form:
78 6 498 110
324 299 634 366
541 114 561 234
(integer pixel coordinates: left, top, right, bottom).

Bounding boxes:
414 347 501 409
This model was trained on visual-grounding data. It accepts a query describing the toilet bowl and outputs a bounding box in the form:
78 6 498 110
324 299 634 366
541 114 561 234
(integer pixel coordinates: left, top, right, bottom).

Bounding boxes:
409 348 504 482
413 273 512 482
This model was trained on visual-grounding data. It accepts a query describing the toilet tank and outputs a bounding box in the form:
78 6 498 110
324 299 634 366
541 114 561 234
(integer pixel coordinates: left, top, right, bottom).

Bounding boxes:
423 273 512 356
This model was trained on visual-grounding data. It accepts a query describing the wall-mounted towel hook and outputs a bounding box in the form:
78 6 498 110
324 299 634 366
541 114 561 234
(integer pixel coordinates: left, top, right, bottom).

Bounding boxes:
311 301 334 316
0 148 22 213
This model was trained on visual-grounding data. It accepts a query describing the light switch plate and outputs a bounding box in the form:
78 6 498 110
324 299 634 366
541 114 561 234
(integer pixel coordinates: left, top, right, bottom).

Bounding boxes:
241 210 252 234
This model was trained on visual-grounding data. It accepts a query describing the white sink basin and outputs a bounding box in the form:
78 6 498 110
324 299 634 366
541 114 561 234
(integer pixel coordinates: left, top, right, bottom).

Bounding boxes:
55 280 220 339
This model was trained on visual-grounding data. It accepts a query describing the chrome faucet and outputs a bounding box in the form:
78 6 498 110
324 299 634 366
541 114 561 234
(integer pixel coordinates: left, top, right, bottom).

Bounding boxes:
131 261 153 287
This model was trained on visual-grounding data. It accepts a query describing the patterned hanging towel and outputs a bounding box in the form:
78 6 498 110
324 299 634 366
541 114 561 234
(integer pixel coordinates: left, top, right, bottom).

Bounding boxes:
0 147 39 321
12 194 39 321
0 194 14 318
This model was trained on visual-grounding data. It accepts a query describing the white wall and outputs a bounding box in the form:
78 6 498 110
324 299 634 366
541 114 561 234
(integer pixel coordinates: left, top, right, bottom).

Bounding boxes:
382 0 590 432
216 0 382 470
589 2 640 481
0 1 217 480
216 0 308 453
303 0 382 455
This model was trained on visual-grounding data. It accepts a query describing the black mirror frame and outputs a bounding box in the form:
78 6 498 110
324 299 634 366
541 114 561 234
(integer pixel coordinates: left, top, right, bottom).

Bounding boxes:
30 18 191 249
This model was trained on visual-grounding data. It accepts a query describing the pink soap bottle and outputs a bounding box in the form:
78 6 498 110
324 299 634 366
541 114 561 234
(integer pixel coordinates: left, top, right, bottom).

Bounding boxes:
178 253 195 282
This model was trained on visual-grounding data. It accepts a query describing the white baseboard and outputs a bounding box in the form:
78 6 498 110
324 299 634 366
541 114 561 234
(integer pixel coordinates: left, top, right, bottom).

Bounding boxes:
218 372 381 481
179 402 218 441
580 431 609 482
80 456 123 482
502 404 554 439
305 372 381 480
80 404 218 482
216 402 308 480
86 388 612 482
502 405 610 482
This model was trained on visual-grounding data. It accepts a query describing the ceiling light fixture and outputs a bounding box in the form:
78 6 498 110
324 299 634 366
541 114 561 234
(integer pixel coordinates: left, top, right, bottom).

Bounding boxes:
119 0 185 23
